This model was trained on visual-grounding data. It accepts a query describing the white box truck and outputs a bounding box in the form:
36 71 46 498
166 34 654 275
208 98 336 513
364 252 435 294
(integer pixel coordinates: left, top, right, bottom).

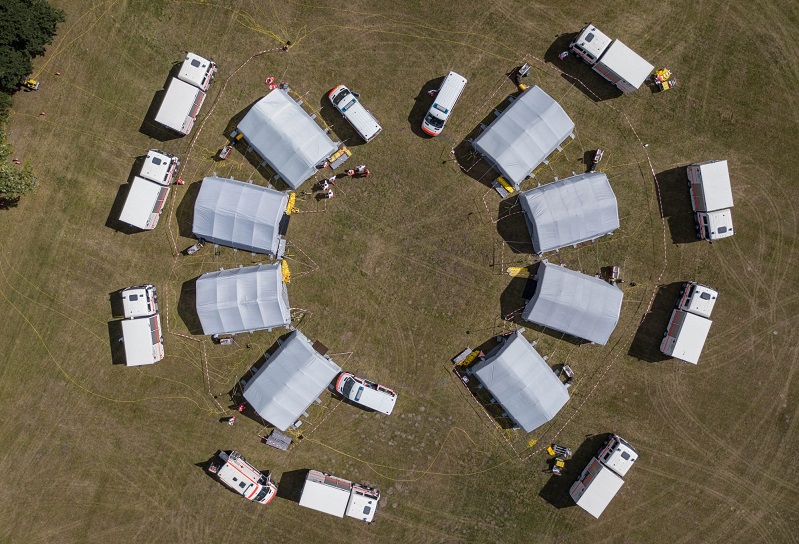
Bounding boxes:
298 470 380 523
570 434 638 518
687 160 734 241
208 451 278 504
569 24 654 93
119 150 179 230
660 282 719 364
154 52 216 135
119 284 164 366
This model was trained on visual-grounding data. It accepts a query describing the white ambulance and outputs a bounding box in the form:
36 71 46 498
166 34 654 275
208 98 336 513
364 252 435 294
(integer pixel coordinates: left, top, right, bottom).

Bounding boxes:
335 373 397 415
208 451 278 504
421 71 467 136
328 84 382 142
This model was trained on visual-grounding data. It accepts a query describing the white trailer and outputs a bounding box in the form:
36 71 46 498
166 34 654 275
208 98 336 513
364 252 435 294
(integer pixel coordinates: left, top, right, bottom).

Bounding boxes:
298 470 380 523
153 52 215 135
569 24 654 93
119 176 170 230
687 160 734 240
120 314 164 366
570 434 638 518
208 451 277 504
660 309 712 365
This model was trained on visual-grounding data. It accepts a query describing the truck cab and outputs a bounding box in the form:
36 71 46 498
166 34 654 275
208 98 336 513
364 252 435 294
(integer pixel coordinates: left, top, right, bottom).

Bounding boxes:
121 285 158 318
140 150 180 186
677 282 719 319
696 209 734 240
569 24 612 65
209 451 277 504
596 434 638 478
178 52 217 92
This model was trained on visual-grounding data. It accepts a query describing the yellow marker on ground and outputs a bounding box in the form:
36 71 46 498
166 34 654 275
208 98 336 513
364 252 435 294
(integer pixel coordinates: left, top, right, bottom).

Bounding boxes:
507 267 530 278
497 176 515 193
281 259 291 284
286 192 297 214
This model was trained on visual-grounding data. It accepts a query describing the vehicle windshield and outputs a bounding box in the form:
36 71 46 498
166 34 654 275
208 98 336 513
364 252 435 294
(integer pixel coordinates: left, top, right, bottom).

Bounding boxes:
331 89 349 106
254 486 270 503
424 113 444 129
340 376 356 397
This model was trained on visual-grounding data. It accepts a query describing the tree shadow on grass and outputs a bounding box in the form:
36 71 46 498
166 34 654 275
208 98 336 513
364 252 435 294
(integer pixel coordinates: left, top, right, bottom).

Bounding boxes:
107 320 126 365
177 277 203 335
139 62 184 142
543 33 624 102
657 167 699 245
628 282 683 363
407 76 445 139
538 433 610 509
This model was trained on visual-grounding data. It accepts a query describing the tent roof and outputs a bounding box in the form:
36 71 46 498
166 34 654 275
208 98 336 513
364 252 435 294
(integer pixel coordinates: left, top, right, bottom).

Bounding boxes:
519 172 619 253
193 176 289 255
237 90 337 189
243 330 342 431
472 86 574 185
470 332 569 432
522 261 623 345
195 263 290 335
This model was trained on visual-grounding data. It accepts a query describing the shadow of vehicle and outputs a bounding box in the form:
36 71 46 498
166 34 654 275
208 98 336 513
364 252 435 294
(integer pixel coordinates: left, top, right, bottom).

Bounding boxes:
496 195 535 254
277 469 309 503
657 167 699 244
177 277 203 335
109 289 126 318
105 156 147 234
407 76 445 138
538 433 610 509
628 282 683 363
318 90 363 148
107 320 126 365
139 63 184 142
544 34 624 102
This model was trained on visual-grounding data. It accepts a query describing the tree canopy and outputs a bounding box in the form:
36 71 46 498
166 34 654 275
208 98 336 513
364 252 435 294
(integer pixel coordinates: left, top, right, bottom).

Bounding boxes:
0 125 36 200
0 0 65 93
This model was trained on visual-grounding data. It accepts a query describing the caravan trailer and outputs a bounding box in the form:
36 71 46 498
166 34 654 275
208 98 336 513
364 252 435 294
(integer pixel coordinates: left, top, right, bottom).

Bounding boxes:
421 71 468 136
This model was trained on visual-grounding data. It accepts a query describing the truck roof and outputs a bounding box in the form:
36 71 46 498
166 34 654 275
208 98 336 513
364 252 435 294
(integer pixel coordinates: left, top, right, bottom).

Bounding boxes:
346 485 380 522
178 52 215 91
690 160 734 211
119 177 170 229
299 472 353 518
154 78 203 134
664 310 712 364
702 208 735 239
679 283 719 318
121 285 157 318
597 435 638 477
598 40 654 90
571 24 612 61
120 315 163 366
216 452 266 500
572 458 625 518
140 150 177 186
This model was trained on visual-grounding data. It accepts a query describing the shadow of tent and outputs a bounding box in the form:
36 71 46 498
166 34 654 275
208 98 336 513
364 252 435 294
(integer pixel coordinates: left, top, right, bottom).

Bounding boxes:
277 469 309 503
139 62 185 142
453 93 519 188
496 194 535 254
543 34 624 102
105 156 147 234
656 166 700 245
318 90 362 148
407 76 445 139
177 277 204 335
175 180 202 239
107 320 126 365
538 433 611 509
628 282 684 362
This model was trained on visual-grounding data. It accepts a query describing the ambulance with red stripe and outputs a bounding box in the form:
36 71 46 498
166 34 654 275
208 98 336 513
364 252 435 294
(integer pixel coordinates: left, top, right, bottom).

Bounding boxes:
208 451 277 504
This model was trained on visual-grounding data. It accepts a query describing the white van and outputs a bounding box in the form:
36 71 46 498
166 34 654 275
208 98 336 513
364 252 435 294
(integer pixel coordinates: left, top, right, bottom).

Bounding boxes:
335 373 397 415
421 71 467 136
208 451 277 504
328 85 382 142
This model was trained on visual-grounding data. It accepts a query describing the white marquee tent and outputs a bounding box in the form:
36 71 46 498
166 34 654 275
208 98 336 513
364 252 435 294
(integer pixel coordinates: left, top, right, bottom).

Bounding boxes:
193 176 289 256
470 331 569 432
237 90 337 189
472 86 574 187
195 263 290 335
522 261 623 345
519 172 619 254
243 329 342 431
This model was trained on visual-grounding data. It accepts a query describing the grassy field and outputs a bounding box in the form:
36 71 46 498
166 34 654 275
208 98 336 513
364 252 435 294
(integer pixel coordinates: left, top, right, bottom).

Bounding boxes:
1 0 798 542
